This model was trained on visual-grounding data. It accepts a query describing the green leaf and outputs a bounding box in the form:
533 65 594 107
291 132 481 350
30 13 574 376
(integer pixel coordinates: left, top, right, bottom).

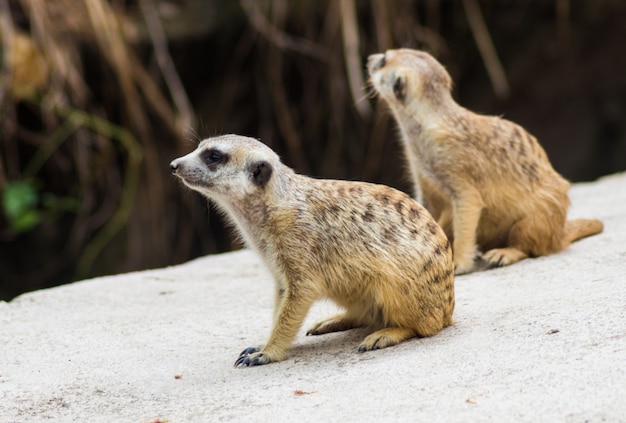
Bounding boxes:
2 180 42 233
2 181 38 219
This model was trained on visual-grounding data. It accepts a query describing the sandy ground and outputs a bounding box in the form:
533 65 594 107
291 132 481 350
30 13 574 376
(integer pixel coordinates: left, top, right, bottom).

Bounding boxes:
1 172 625 423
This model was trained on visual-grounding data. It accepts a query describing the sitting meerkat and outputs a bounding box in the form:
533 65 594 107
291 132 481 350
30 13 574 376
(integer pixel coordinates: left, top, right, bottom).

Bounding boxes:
170 134 454 366
368 48 603 274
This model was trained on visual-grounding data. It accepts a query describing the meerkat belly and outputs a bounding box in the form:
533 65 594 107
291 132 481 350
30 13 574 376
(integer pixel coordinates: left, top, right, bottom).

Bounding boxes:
310 225 445 309
324 278 380 318
312 247 394 303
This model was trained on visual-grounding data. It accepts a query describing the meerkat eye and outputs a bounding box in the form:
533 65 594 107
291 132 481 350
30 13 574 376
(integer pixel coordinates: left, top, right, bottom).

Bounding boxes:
202 148 228 165
379 55 386 68
393 76 406 101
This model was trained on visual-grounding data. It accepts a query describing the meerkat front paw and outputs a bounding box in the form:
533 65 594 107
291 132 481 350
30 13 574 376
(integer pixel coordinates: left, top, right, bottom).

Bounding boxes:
454 249 489 274
234 346 269 367
234 346 287 367
454 256 477 275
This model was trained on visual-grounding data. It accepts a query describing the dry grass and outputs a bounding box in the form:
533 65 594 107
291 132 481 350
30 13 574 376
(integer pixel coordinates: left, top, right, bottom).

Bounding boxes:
2 0 621 298
0 0 197 294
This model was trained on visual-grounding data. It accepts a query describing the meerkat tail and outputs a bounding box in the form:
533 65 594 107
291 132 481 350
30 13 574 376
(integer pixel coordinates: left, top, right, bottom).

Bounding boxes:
563 218 604 245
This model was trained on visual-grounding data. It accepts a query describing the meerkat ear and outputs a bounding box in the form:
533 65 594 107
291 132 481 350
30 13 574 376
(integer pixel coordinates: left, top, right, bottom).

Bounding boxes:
393 75 406 101
249 160 273 187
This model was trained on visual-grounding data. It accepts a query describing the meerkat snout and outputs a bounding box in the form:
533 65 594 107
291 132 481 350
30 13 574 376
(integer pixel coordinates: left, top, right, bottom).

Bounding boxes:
170 160 179 174
367 53 385 72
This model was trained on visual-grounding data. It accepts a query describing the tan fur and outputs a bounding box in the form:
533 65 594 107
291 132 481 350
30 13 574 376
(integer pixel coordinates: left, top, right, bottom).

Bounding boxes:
170 134 454 366
368 48 604 274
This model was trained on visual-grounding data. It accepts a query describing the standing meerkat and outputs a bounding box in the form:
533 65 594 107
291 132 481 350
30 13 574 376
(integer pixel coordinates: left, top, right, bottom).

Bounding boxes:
170 134 454 366
368 48 604 274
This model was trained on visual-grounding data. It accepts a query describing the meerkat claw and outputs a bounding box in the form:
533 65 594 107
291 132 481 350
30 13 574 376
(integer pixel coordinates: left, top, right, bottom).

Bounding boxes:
357 341 382 353
235 347 272 367
238 346 260 357
234 352 270 367
234 356 249 367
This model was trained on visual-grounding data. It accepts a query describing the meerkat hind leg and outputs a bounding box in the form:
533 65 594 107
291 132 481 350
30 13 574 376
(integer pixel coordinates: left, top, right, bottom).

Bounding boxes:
358 327 417 352
306 312 362 336
483 216 552 268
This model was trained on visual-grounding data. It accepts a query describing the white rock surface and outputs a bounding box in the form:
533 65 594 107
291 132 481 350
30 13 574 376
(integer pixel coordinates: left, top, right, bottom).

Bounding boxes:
1 173 625 422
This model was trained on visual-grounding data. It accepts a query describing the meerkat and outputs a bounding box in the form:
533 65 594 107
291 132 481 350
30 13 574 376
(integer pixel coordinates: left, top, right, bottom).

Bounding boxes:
368 48 604 274
170 134 454 366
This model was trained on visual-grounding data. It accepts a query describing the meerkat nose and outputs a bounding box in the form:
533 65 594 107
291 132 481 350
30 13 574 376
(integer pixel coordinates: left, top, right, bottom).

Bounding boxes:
170 160 179 174
368 53 385 72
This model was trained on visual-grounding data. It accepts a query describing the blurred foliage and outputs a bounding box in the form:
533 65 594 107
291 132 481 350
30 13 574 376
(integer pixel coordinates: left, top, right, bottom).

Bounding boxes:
2 179 40 232
1 0 625 300
2 179 80 233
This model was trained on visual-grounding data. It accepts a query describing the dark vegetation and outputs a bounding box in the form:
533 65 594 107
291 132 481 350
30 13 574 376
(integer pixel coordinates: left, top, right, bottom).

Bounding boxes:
1 0 625 300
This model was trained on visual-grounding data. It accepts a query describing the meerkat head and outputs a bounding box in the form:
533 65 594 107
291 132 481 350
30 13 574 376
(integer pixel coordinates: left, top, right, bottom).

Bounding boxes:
170 134 278 203
367 48 452 110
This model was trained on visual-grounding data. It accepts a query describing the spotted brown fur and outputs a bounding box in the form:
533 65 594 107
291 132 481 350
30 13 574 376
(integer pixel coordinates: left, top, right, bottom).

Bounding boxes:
368 48 603 274
170 134 455 366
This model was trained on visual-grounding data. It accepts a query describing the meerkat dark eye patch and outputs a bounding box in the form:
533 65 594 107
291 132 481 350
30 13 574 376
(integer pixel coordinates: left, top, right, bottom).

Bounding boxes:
393 76 406 101
202 148 229 166
249 160 273 187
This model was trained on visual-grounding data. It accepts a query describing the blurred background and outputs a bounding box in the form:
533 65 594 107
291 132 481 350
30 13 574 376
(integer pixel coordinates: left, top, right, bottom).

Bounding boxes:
1 0 625 300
